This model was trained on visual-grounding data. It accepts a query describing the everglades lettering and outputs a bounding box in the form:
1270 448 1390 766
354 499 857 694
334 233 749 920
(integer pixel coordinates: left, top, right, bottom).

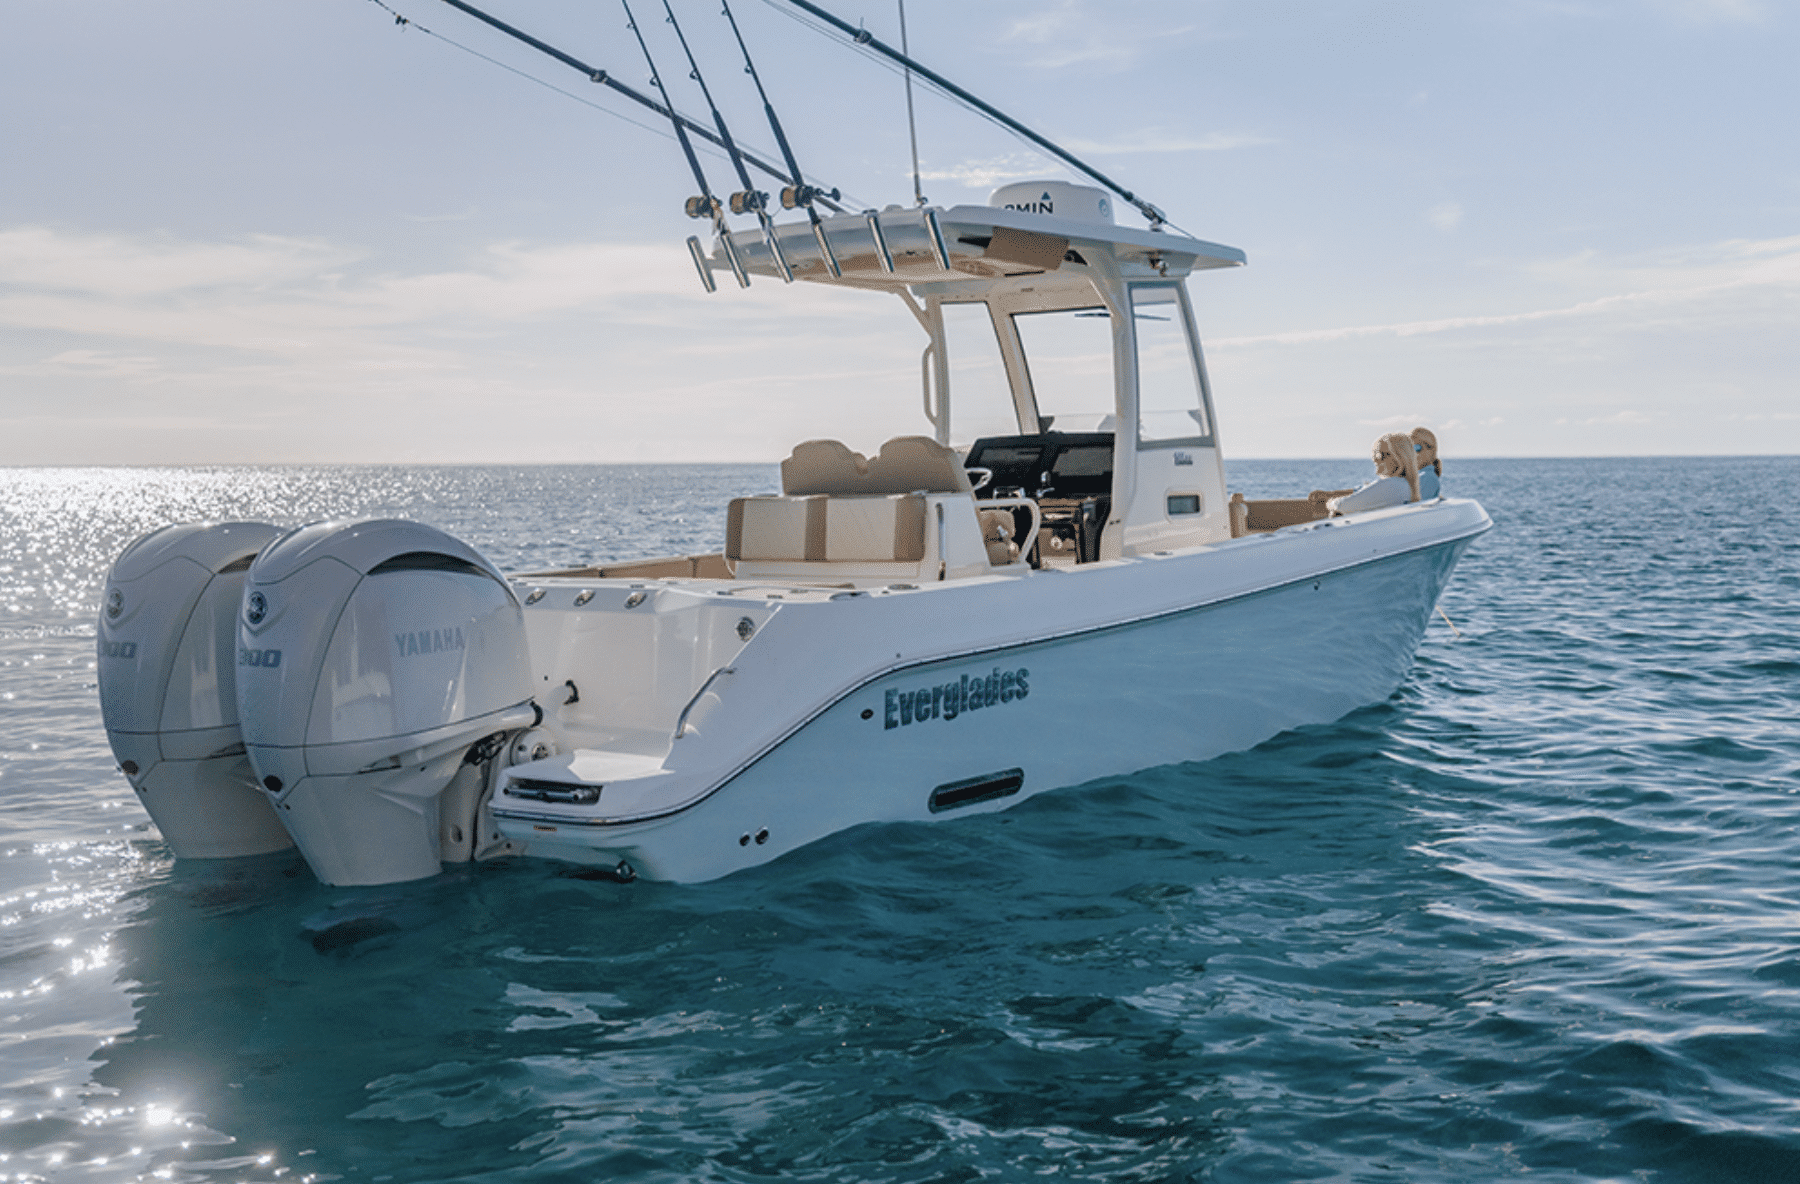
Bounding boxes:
884 667 1029 730
395 627 465 658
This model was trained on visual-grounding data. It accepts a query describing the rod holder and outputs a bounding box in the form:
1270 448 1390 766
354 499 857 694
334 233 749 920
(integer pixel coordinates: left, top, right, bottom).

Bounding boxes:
923 207 951 271
718 229 751 289
686 236 717 293
761 217 794 283
812 220 843 278
865 210 895 273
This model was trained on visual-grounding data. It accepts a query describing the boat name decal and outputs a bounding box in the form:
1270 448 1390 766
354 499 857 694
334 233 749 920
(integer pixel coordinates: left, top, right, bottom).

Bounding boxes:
884 667 1029 730
239 647 282 668
100 640 137 659
395 627 465 658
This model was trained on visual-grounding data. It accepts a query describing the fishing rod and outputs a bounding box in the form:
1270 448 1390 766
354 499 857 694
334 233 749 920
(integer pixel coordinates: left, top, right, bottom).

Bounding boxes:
775 0 1169 229
719 0 842 278
620 0 749 288
658 0 793 282
427 0 845 214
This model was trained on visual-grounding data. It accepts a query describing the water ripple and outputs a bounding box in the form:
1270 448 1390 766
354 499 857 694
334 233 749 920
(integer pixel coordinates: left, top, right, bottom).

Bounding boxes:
0 458 1797 1182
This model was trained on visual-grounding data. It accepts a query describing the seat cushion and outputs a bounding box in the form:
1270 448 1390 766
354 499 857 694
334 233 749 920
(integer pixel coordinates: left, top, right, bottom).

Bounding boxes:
725 496 827 561
782 436 972 497
824 495 927 562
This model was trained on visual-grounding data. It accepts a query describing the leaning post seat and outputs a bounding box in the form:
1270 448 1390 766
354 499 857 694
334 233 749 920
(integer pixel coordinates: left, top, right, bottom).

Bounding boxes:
781 436 973 497
725 437 1001 582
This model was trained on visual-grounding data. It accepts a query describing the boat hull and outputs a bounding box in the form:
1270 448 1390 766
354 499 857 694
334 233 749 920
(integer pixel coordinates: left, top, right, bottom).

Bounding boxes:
503 520 1479 882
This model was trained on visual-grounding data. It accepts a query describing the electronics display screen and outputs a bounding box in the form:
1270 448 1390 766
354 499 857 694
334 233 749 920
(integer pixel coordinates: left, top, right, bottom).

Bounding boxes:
966 433 1114 496
977 446 1043 470
1051 445 1112 478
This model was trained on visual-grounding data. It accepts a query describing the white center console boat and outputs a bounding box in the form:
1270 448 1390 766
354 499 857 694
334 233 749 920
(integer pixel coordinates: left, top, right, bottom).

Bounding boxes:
98 179 1490 885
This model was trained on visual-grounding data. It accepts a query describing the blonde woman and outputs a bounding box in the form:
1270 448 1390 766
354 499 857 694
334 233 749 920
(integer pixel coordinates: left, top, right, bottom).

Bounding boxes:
1327 427 1441 514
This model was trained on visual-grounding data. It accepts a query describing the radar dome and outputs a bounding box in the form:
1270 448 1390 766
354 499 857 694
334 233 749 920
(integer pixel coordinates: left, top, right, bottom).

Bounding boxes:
988 181 1114 225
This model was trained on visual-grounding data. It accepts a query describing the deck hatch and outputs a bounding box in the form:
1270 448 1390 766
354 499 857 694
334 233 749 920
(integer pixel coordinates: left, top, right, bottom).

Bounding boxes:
505 779 601 805
929 768 1024 813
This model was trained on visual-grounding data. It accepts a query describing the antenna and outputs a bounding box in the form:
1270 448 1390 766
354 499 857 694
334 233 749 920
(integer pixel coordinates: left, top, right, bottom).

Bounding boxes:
619 0 748 287
898 0 925 208
718 0 842 278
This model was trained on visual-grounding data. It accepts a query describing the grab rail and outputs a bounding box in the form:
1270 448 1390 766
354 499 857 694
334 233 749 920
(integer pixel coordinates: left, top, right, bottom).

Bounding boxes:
673 665 736 740
981 496 1042 565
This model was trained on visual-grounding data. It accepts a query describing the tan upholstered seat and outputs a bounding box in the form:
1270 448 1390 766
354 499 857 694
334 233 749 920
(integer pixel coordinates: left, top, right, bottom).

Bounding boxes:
726 494 929 564
823 495 928 562
781 436 973 497
728 438 998 581
1228 490 1352 538
725 495 827 562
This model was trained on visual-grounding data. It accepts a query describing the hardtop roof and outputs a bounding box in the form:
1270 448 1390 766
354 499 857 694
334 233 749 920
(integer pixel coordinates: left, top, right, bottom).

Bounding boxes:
713 202 1245 302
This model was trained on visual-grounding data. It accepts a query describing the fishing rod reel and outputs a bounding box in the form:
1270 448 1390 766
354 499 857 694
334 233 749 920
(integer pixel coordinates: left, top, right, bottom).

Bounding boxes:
781 184 840 210
684 194 723 219
728 189 769 216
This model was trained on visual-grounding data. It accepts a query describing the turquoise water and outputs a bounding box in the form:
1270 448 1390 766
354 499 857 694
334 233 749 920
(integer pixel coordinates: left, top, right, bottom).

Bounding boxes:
2 459 1797 1183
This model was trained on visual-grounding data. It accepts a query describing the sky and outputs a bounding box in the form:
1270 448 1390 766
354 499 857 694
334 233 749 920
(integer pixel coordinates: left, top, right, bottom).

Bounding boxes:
1 0 1795 464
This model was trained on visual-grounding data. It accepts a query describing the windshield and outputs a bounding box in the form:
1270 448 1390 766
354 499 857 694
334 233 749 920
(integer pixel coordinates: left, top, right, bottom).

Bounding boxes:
1011 288 1211 443
940 302 1020 445
1131 284 1210 444
1012 306 1114 433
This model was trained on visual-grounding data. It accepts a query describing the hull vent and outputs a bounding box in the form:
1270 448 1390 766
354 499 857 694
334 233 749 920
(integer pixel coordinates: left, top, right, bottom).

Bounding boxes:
929 768 1024 814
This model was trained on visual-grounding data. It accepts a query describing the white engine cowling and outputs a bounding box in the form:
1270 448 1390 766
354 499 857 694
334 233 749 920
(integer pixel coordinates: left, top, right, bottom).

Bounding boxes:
237 519 536 886
98 522 296 858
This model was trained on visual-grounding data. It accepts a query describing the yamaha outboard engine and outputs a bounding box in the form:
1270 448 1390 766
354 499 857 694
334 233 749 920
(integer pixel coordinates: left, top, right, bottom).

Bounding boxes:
236 519 535 886
98 522 296 858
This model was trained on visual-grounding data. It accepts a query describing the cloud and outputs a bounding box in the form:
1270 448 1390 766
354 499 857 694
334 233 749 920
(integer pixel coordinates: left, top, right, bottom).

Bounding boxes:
999 0 1199 69
0 227 352 300
1212 234 1800 348
1065 131 1274 156
920 130 1270 192
919 155 1062 190
1428 202 1464 232
1648 0 1766 23
28 349 164 378
402 208 479 224
0 228 834 362
1001 3 1136 68
1513 0 1766 23
0 223 921 462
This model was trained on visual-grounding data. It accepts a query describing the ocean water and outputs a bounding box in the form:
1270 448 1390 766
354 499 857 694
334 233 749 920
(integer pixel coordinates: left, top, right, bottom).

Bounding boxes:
2 458 1797 1184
